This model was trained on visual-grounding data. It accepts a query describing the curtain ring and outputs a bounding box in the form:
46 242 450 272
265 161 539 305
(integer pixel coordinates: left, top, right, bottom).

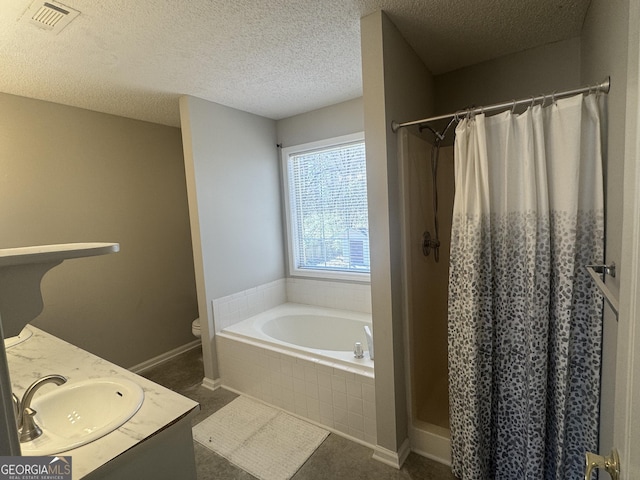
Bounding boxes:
530 96 536 108
552 91 557 106
541 94 548 108
511 100 516 113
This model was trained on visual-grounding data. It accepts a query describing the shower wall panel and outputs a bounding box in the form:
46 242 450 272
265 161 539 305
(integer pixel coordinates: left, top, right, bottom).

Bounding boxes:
406 133 454 429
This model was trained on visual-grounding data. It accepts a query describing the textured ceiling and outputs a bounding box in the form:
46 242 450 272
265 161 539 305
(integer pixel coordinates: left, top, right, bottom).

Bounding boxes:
0 0 591 127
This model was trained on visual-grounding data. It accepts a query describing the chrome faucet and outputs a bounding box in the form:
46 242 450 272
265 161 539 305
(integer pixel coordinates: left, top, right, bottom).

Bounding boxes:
13 374 67 442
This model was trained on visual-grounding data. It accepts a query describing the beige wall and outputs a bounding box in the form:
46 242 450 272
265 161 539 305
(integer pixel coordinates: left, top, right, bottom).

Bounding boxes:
361 10 435 457
580 0 630 455
434 37 581 115
403 133 453 430
180 96 284 381
0 93 198 368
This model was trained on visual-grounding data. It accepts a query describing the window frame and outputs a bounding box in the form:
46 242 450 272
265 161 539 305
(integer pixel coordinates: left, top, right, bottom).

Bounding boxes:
281 132 370 282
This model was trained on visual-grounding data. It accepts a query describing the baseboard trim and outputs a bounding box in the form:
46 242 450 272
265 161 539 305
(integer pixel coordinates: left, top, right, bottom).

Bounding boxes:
372 437 411 469
409 424 452 466
201 377 221 391
129 339 201 374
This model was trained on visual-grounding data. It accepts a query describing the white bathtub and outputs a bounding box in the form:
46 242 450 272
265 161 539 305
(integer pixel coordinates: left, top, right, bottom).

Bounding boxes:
218 303 374 375
215 303 377 444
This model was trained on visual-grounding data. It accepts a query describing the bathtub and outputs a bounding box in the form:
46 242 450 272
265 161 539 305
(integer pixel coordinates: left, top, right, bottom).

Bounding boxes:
215 303 377 445
218 303 373 374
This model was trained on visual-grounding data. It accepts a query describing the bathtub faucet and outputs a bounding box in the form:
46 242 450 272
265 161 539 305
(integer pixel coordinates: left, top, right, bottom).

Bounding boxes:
364 325 374 360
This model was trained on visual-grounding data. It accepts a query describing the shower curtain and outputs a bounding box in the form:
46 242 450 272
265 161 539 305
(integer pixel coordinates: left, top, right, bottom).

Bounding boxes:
448 93 605 480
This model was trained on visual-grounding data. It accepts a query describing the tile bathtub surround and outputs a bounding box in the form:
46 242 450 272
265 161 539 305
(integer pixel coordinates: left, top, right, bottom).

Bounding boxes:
6 326 199 479
211 277 372 332
212 278 287 332
216 336 377 446
286 278 372 313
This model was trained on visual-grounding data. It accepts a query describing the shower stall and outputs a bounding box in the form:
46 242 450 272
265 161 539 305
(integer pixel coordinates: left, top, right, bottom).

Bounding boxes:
397 80 609 478
399 127 455 461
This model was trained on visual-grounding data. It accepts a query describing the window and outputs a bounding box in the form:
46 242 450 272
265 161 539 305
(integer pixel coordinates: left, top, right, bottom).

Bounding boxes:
282 133 370 281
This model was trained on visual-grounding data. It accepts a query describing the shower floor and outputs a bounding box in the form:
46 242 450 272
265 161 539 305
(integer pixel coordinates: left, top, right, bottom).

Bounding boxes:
140 346 458 480
416 375 450 429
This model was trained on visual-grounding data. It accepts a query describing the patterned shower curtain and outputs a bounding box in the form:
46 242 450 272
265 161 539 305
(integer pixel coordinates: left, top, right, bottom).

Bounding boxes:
448 93 605 480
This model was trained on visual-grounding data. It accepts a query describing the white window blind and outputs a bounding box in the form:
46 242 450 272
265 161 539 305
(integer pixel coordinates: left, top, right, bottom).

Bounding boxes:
284 136 370 279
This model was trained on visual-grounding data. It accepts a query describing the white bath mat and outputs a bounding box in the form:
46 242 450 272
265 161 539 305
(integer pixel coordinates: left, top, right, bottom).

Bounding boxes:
193 396 328 480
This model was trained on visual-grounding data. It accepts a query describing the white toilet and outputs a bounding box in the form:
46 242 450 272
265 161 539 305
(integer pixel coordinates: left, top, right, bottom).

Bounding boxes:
191 318 201 338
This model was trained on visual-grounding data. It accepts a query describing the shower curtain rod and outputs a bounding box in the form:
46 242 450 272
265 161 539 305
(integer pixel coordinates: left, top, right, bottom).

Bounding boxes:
391 77 611 133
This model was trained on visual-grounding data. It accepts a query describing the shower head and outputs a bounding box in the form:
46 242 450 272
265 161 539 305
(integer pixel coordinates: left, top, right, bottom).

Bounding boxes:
419 116 457 142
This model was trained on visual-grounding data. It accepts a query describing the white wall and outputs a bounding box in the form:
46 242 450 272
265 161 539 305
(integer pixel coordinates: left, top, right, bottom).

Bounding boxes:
360 10 435 464
180 96 284 380
277 97 364 147
580 0 631 457
616 0 640 473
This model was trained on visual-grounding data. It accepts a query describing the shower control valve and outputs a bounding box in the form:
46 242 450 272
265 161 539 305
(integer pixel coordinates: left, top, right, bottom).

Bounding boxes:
422 231 441 261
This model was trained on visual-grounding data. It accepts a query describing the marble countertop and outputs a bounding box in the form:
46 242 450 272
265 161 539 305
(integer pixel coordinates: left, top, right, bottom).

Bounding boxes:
6 326 199 479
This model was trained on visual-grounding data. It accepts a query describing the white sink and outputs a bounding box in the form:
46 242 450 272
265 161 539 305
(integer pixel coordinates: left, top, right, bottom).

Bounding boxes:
21 377 144 455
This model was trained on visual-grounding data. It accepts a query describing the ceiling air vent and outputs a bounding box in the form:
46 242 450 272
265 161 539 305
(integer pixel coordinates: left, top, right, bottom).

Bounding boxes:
23 1 80 34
